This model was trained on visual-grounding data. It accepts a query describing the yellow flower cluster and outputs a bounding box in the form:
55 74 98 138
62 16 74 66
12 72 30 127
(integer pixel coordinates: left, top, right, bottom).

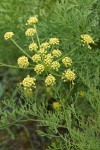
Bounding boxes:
52 102 61 110
21 75 36 90
62 69 76 82
44 54 53 66
38 48 47 55
34 64 44 74
17 56 29 68
79 91 85 97
29 43 38 51
62 57 72 67
51 61 60 71
4 32 14 40
25 28 36 36
45 74 56 86
49 38 59 45
27 16 38 25
40 42 50 49
52 49 62 58
32 54 41 63
81 34 94 49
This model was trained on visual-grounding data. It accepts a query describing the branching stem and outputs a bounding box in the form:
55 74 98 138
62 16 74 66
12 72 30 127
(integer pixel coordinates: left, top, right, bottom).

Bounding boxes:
11 39 32 60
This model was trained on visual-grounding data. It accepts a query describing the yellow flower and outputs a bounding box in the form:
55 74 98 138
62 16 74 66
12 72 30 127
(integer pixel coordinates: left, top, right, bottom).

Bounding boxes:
44 54 53 66
45 74 56 86
51 61 60 71
21 75 36 90
49 38 59 45
32 54 41 63
62 69 76 82
52 49 62 58
27 16 38 25
62 57 72 67
29 43 38 51
79 91 85 97
25 28 36 36
17 56 29 68
53 102 61 110
4 32 14 40
38 48 47 56
40 42 50 49
34 64 44 74
81 34 94 49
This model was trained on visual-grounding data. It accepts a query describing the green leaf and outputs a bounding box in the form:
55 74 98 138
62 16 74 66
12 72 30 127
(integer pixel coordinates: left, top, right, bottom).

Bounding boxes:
0 83 3 97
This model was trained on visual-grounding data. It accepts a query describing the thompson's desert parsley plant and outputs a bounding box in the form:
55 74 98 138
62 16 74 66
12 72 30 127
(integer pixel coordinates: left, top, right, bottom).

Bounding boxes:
1 14 98 150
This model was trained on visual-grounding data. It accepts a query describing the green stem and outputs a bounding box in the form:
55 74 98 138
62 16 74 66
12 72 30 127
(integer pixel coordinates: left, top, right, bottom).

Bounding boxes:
24 126 35 150
0 118 42 130
31 36 34 43
34 24 40 48
11 39 32 60
0 63 20 69
21 118 42 122
0 63 34 70
50 71 61 77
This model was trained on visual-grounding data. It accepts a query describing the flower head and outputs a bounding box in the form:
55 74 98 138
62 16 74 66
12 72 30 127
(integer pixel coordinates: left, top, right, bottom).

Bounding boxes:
40 42 50 49
21 75 36 90
4 32 14 40
17 56 29 68
51 61 60 71
38 48 47 56
44 54 53 66
29 43 38 51
45 74 56 86
34 64 44 74
79 91 85 97
62 57 72 67
27 16 38 25
49 38 59 45
25 28 36 36
62 69 76 82
32 54 41 63
81 34 94 49
52 49 62 58
53 102 61 110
